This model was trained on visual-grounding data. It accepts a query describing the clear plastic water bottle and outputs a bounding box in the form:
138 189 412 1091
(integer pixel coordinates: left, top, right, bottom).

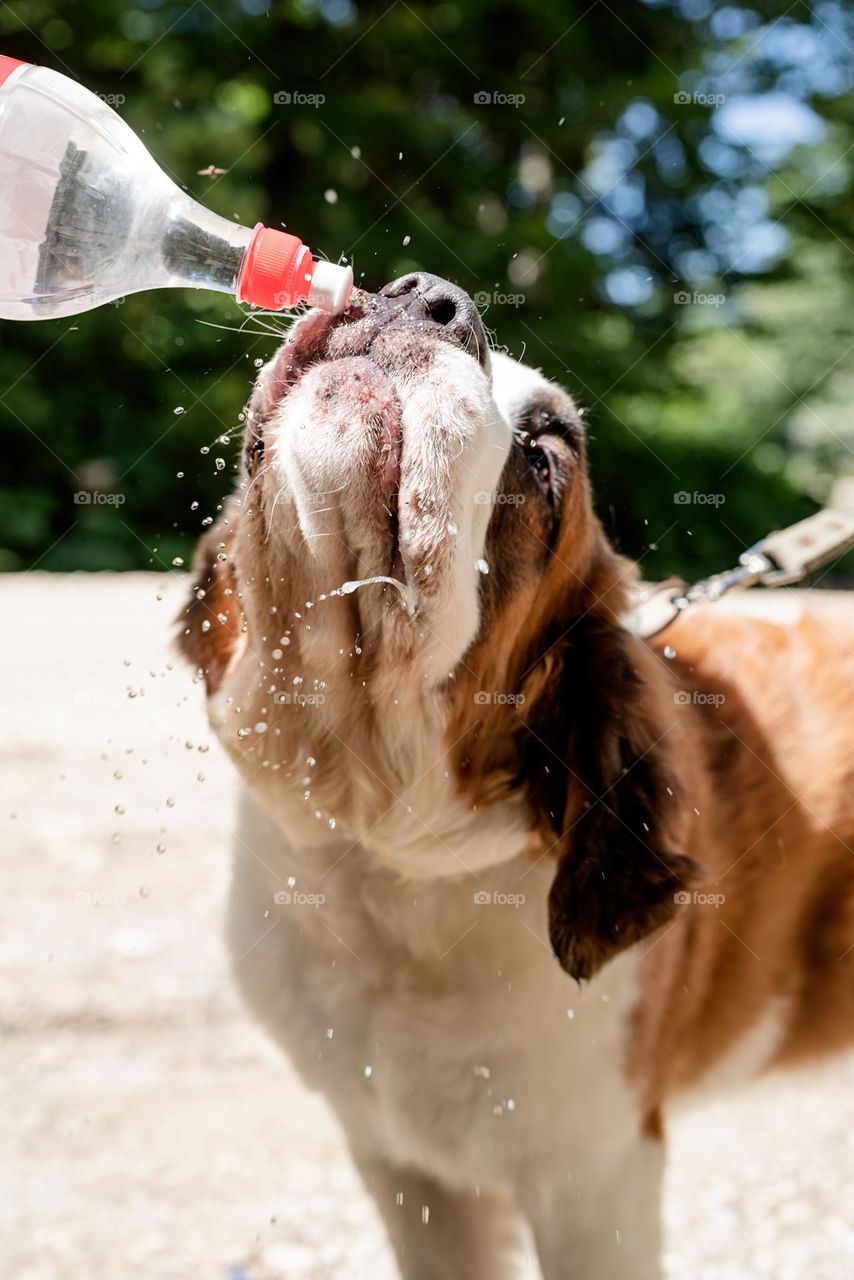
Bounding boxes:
0 56 353 321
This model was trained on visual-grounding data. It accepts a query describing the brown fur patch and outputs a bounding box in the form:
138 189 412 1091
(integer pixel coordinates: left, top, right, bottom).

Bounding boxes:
176 516 244 694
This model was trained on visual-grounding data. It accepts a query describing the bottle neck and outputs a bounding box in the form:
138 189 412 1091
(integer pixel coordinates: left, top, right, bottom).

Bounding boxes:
160 197 254 295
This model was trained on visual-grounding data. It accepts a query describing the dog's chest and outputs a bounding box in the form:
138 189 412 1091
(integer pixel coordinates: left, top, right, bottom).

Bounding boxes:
228 796 644 1192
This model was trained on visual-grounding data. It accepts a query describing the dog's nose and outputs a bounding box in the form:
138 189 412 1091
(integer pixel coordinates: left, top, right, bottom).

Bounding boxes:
379 272 487 365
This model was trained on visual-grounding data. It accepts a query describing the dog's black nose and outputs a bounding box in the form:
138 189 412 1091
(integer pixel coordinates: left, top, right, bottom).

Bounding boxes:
380 272 487 366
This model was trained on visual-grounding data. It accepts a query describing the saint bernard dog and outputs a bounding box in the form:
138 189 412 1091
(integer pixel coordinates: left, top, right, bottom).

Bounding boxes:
179 273 854 1279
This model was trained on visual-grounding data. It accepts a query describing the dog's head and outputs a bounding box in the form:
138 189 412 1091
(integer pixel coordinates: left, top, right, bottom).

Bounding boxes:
180 273 697 979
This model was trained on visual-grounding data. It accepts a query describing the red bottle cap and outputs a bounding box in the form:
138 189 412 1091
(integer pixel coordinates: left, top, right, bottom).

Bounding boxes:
236 224 315 311
0 56 29 88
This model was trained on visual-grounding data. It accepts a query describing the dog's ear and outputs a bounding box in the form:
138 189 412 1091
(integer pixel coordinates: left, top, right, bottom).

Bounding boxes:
176 517 245 695
526 611 698 982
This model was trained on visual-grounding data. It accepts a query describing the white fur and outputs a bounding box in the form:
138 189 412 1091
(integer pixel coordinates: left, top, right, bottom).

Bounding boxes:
228 793 663 1280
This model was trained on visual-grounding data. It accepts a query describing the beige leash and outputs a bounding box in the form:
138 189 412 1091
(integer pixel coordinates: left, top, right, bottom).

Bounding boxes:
630 497 854 641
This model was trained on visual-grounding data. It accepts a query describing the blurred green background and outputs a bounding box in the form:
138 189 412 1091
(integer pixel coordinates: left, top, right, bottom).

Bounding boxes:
1 0 853 580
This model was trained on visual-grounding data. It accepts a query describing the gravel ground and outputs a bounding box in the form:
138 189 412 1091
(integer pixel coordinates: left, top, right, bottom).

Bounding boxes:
2 572 853 1280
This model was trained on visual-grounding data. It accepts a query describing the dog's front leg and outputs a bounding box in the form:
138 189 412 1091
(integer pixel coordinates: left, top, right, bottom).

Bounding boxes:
523 1134 665 1280
352 1152 528 1280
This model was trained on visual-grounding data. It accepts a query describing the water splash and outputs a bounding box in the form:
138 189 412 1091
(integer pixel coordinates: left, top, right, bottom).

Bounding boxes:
329 575 413 614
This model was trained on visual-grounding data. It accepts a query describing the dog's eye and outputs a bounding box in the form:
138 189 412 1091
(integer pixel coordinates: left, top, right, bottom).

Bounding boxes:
522 437 555 504
526 406 583 459
247 436 265 478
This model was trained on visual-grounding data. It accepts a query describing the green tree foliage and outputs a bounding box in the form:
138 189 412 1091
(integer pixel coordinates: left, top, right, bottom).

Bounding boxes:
1 0 853 580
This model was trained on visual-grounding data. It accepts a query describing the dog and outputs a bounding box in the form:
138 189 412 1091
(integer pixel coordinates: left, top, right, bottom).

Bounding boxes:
179 273 854 1279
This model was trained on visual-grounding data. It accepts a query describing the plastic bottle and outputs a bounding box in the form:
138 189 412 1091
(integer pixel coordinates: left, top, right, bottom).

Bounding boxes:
0 56 353 321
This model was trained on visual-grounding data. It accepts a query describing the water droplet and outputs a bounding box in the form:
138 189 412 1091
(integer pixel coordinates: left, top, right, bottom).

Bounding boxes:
215 457 225 471
172 556 184 567
475 558 489 575
173 406 185 415
663 645 676 660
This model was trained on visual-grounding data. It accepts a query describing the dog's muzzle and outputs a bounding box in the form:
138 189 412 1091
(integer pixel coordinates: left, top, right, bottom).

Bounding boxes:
356 272 488 367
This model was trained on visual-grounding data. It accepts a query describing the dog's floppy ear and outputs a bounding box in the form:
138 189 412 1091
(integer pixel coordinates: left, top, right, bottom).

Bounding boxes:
176 516 245 695
527 611 698 982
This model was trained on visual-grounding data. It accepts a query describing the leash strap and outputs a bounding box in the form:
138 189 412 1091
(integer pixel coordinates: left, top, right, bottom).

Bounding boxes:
630 505 854 640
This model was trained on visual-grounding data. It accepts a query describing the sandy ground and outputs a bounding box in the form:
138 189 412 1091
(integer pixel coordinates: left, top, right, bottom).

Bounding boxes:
1 572 853 1280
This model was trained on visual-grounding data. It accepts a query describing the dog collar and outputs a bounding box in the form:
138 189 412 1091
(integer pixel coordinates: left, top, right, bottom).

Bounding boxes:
630 502 854 640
